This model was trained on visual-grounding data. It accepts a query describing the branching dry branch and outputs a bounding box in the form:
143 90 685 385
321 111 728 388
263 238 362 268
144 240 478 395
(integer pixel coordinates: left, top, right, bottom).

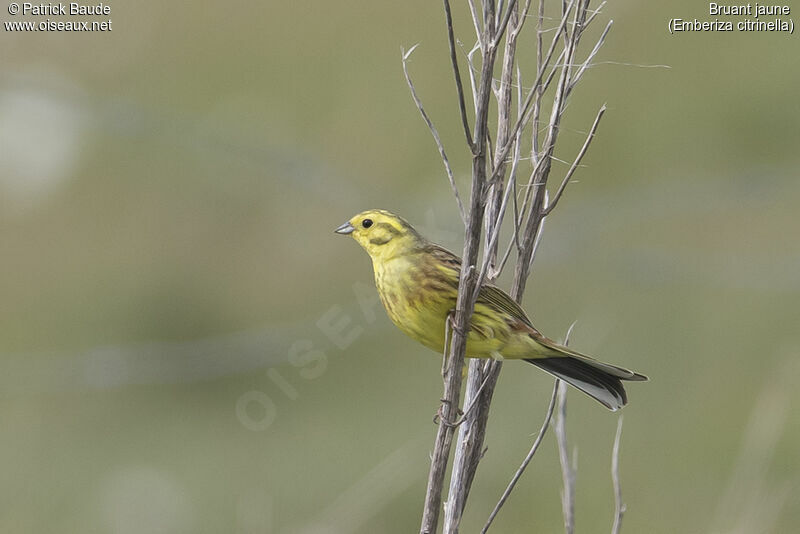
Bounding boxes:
410 1 617 531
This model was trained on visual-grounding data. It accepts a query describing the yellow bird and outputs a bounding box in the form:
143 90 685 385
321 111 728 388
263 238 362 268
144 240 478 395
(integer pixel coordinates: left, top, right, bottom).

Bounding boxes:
335 209 647 410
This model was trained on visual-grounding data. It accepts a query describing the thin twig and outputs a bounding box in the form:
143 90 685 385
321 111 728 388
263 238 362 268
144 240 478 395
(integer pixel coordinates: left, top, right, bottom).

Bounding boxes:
493 226 516 280
488 122 522 280
515 0 535 38
561 0 571 45
527 189 548 271
555 322 577 534
465 41 482 115
542 105 605 216
584 1 608 28
481 0 522 278
443 369 495 427
473 161 518 295
555 381 575 534
515 140 549 231
492 0 520 48
443 0 475 150
402 46 467 225
441 312 454 378
531 0 545 164
539 1 581 165
611 416 626 534
490 62 526 279
467 0 485 49
568 20 613 93
481 380 560 533
489 0 576 182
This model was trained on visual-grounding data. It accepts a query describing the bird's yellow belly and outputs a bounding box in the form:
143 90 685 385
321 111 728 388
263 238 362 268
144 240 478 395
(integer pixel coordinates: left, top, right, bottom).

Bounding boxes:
374 258 509 358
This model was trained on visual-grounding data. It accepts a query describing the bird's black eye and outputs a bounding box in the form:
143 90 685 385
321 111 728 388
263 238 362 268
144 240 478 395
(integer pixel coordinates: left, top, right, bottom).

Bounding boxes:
362 219 373 228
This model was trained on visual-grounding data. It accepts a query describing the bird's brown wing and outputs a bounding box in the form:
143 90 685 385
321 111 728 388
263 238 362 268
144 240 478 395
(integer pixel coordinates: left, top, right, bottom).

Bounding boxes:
422 243 536 331
477 284 535 329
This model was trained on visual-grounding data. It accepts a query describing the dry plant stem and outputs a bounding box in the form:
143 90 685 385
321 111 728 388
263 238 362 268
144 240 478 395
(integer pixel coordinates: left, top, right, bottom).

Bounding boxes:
555 323 577 534
491 63 525 278
484 1 520 270
611 416 626 534
443 0 475 150
555 381 575 534
443 6 529 527
531 0 545 163
474 177 517 297
443 358 502 531
481 379 560 534
444 5 524 530
492 0 520 49
467 0 484 48
445 367 496 427
465 43 481 115
585 0 607 27
419 2 499 532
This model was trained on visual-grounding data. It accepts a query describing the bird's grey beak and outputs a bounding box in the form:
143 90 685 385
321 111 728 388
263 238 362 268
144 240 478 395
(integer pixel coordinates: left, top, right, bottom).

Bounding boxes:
334 221 355 235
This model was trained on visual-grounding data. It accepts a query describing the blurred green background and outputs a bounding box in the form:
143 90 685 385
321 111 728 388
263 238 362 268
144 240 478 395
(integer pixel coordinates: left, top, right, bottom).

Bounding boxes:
2 1 799 532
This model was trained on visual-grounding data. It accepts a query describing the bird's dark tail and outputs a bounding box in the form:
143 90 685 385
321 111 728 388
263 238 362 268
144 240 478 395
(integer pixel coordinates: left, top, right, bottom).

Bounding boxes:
525 353 647 411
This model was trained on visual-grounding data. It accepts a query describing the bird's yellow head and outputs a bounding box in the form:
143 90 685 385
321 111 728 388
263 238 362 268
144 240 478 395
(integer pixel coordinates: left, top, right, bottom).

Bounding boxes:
334 209 424 261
